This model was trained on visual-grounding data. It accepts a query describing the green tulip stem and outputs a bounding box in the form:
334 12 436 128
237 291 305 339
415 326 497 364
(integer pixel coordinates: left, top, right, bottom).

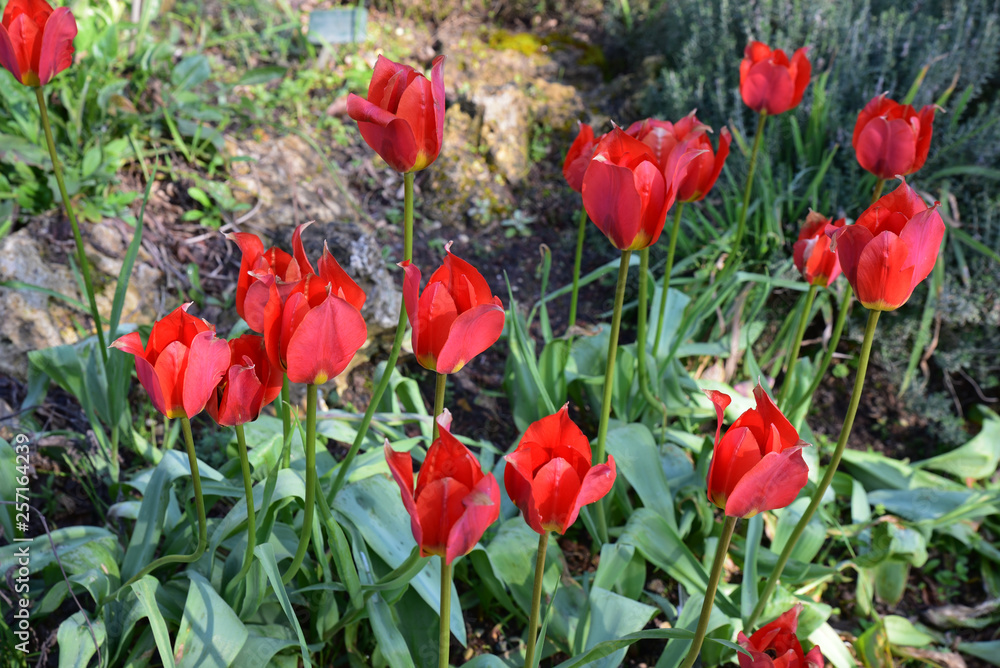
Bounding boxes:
523 531 549 668
593 250 632 544
652 202 684 359
282 383 317 584
678 515 738 668
280 375 292 469
637 248 669 432
790 285 853 417
722 111 767 276
567 206 588 335
747 308 881 630
35 87 107 363
439 558 454 668
871 178 886 205
122 416 207 588
228 423 256 591
777 284 819 408
329 171 415 501
432 372 447 441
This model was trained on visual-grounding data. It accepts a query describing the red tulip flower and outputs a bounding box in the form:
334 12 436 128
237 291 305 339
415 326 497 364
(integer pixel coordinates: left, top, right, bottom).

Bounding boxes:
626 112 731 203
737 604 825 668
705 385 809 519
563 122 599 193
347 55 446 173
504 405 616 534
0 0 77 87
853 94 935 180
740 41 811 116
111 304 231 419
793 212 846 287
581 127 697 250
401 246 505 374
229 223 365 333
385 411 501 563
834 179 945 311
207 334 283 427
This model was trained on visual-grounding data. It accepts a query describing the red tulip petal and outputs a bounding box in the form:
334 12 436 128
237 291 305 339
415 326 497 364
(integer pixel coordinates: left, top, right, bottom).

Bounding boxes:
632 158 668 249
789 47 812 109
833 224 874 289
707 427 763 509
35 6 74 85
318 242 366 311
395 69 436 167
420 427 482 492
503 453 534 518
348 93 419 173
742 60 793 115
430 55 446 152
855 116 917 179
415 477 471 558
401 258 422 333
563 122 596 193
564 456 616 534
744 41 773 64
153 340 188 418
804 646 825 668
368 55 413 106
444 473 500 564
6 14 35 81
414 281 458 371
212 362 263 426
284 294 367 384
705 389 731 446
385 440 423 549
0 25 23 83
750 384 800 453
112 332 168 417
427 249 496 312
528 457 582 533
898 206 945 292
147 303 210 357
857 179 927 231
523 404 593 466
583 159 643 250
725 445 808 518
435 301 505 374
227 231 265 323
181 330 230 418
289 222 315 275
855 230 915 310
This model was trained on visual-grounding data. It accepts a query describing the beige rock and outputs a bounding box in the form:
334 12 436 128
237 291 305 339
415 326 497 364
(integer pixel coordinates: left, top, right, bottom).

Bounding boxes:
0 218 163 379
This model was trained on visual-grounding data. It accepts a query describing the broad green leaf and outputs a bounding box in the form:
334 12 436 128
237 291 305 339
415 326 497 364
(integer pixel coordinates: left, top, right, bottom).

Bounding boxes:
56 612 105 668
916 410 1000 480
559 629 703 668
840 449 962 491
867 489 997 524
131 576 177 668
233 633 298 668
0 526 116 575
237 66 288 86
336 475 467 645
253 544 312 666
884 615 935 647
740 514 763 619
771 497 825 564
605 421 676 529
855 619 892 668
120 451 223 581
173 572 248 668
0 439 18 537
582 587 658 668
959 640 1000 666
808 622 857 668
620 509 739 618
